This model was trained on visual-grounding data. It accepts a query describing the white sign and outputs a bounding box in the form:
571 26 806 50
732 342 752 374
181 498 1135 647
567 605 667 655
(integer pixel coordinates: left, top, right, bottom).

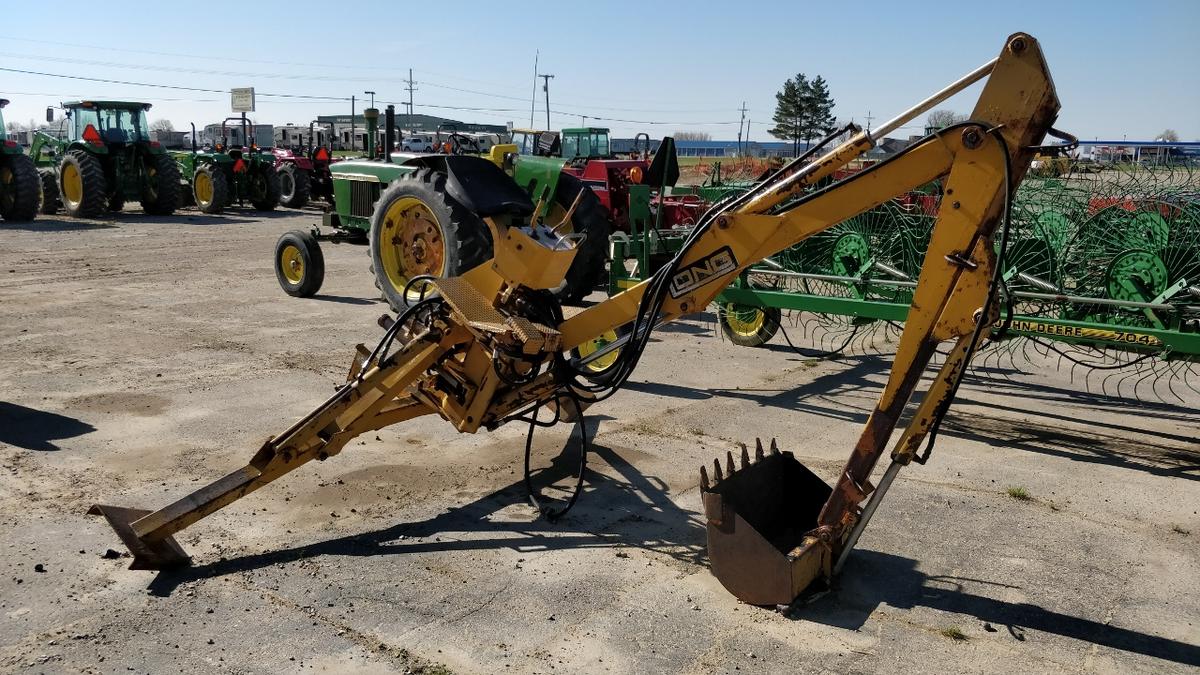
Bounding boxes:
231 87 256 113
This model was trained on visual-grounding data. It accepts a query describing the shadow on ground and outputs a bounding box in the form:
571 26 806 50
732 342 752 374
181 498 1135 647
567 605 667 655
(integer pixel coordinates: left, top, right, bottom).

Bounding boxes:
311 294 382 306
800 549 1200 667
0 401 96 451
145 431 704 596
2 219 117 232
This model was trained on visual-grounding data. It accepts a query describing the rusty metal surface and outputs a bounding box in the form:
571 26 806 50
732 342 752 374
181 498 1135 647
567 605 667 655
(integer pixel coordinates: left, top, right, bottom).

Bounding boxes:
86 505 190 570
700 439 833 605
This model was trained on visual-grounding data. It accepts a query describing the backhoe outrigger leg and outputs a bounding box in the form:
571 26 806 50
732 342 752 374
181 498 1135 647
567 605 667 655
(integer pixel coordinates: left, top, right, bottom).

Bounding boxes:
90 335 446 569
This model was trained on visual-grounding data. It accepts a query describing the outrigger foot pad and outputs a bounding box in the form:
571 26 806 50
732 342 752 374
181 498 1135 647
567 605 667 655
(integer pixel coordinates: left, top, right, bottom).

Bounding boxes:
88 504 191 570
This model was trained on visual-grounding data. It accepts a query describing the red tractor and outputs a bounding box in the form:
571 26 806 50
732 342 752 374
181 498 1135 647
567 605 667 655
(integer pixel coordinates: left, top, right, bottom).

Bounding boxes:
266 121 338 208
269 146 315 208
513 127 703 231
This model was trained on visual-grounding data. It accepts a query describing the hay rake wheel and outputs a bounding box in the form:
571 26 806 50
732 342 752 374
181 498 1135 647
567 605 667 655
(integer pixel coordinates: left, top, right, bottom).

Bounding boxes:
983 167 1200 402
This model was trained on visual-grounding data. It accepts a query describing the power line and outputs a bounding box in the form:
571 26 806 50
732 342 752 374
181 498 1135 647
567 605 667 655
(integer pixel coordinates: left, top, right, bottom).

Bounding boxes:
0 52 380 83
6 66 749 128
0 67 349 101
0 35 405 72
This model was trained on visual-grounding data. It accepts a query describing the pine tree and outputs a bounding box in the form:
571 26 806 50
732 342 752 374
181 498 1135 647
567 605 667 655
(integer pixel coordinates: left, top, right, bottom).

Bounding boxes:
803 76 836 145
770 73 836 156
768 74 808 157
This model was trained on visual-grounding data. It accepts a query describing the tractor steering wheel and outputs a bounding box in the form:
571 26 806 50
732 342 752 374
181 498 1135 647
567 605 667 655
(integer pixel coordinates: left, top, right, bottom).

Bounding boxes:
447 133 480 155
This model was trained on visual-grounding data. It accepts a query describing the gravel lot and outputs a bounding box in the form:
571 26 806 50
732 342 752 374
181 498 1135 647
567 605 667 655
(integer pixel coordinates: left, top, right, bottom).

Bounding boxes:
1 209 1197 674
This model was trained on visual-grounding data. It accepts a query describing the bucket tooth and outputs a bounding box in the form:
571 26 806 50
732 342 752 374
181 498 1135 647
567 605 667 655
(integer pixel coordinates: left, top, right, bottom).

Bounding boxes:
755 438 765 461
740 444 751 469
725 451 736 475
700 442 835 605
714 458 723 482
700 465 710 490
88 505 191 571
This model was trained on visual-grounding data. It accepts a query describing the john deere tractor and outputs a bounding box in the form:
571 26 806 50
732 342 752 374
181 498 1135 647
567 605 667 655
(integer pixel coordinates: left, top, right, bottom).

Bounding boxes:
30 101 181 218
273 107 610 308
174 117 280 214
0 98 42 222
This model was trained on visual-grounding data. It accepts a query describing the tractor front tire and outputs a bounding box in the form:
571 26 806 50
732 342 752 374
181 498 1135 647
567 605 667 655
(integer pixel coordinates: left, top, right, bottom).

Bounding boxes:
193 166 228 214
39 170 59 215
274 229 325 298
140 152 182 215
58 149 107 218
718 303 783 347
0 153 42 222
250 166 281 211
572 324 632 386
548 173 612 305
368 168 489 311
278 164 311 209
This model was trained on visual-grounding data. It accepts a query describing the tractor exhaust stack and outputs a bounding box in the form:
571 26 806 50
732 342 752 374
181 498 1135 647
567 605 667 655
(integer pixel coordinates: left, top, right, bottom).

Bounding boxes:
384 105 395 162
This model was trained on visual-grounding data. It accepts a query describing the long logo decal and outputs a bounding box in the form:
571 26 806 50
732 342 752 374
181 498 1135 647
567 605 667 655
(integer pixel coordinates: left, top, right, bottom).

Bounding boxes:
1008 319 1162 347
669 246 738 299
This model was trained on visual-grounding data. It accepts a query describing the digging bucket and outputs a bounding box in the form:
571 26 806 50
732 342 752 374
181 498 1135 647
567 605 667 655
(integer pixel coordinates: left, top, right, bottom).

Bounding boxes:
700 439 833 606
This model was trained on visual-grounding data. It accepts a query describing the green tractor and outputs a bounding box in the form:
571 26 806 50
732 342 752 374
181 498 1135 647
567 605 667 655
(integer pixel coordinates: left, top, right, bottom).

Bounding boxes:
30 100 181 218
0 98 43 222
272 106 609 309
173 117 280 214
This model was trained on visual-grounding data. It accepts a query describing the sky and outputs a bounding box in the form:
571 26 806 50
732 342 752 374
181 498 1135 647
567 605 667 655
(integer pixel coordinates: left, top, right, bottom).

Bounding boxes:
2 0 1198 142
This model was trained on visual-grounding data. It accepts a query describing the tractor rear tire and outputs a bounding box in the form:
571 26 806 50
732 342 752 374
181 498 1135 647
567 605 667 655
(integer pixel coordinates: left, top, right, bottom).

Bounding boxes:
368 168 489 311
274 229 325 298
250 166 281 211
0 153 42 222
278 164 311 209
140 152 182 215
718 304 783 347
58 149 107 218
548 173 612 305
39 170 59 215
108 195 124 212
193 166 228 214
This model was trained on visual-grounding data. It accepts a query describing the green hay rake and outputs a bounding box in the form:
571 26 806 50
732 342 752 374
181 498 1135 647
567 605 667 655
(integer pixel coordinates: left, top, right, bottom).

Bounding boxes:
609 162 1200 401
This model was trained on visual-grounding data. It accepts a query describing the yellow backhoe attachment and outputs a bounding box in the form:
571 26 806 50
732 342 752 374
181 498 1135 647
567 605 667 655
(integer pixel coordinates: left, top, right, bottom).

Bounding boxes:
92 33 1061 606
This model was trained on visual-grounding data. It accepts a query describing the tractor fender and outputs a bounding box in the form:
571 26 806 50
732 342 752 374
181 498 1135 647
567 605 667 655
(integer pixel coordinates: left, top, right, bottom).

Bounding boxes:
400 155 533 218
67 140 107 156
510 155 569 217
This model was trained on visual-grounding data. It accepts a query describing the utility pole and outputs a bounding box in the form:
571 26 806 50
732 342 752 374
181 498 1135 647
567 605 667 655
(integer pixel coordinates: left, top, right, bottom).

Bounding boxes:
404 69 417 133
539 73 554 130
530 51 539 128
350 95 356 151
364 91 376 109
865 110 875 134
737 101 747 155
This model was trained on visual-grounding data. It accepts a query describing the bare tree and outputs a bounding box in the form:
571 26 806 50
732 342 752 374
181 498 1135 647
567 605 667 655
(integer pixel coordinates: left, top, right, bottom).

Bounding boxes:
150 119 175 132
1158 129 1179 142
926 109 963 131
5 120 26 134
674 130 711 142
